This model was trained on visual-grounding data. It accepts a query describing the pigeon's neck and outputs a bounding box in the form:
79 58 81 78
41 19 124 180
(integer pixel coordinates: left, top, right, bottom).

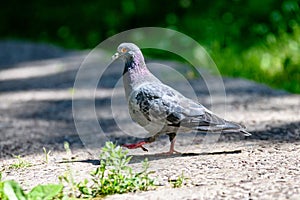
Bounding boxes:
123 54 151 83
123 53 146 75
122 54 155 97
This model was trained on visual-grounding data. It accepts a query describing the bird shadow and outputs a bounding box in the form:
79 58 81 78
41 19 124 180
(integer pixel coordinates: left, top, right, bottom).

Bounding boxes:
129 149 242 164
56 159 101 166
58 149 242 166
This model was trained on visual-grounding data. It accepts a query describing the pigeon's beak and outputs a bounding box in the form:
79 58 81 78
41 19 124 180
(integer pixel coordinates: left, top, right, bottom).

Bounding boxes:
112 52 120 60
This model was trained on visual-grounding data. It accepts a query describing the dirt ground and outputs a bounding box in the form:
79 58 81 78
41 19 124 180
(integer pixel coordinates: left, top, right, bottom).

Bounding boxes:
0 41 299 199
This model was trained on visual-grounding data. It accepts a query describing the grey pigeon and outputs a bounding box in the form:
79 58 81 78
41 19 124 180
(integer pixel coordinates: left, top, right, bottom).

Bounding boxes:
113 43 251 154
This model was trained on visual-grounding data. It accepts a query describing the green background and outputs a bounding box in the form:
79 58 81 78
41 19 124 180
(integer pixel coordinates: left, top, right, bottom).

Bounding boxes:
1 0 299 93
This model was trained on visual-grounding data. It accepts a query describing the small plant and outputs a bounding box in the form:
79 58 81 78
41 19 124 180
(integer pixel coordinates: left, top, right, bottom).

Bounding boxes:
169 172 186 188
8 155 32 169
58 170 77 198
43 147 51 164
64 141 155 198
58 141 78 198
63 142 72 156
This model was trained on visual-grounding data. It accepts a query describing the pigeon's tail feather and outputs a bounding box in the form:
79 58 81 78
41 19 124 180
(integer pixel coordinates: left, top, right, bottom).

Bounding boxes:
240 129 251 136
193 120 251 136
223 120 243 130
222 121 251 136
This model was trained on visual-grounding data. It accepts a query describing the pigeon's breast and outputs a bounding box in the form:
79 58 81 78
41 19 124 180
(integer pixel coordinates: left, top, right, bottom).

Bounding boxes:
128 90 150 125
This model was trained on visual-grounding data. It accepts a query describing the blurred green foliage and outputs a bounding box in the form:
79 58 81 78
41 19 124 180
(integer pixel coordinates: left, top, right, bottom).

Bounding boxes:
1 0 299 93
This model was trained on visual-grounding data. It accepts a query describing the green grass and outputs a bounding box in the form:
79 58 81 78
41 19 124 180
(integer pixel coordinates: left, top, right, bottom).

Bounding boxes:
64 142 155 198
8 155 32 170
42 147 51 164
168 172 187 188
143 27 300 94
210 24 300 93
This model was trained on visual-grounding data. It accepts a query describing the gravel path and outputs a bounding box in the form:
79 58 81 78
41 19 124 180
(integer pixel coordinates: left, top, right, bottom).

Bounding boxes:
0 41 299 199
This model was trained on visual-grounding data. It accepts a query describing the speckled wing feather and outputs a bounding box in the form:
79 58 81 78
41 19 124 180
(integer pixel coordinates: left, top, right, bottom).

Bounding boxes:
130 82 186 126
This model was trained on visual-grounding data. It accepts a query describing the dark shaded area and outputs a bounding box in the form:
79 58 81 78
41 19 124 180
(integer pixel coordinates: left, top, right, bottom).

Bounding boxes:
248 121 300 141
0 41 68 68
221 78 289 96
0 72 76 91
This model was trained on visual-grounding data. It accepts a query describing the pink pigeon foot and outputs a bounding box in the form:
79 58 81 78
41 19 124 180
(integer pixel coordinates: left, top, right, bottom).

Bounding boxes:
122 141 149 152
157 149 181 155
156 139 181 155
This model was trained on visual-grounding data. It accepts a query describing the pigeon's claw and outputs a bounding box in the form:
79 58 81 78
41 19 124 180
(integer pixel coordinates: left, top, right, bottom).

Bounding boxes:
122 141 149 152
156 139 181 155
156 149 181 155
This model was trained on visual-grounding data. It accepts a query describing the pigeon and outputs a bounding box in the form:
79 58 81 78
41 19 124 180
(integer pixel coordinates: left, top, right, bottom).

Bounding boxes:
112 42 251 154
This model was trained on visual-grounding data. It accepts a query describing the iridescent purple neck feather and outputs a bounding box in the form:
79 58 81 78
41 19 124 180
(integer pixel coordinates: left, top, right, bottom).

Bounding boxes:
122 50 151 83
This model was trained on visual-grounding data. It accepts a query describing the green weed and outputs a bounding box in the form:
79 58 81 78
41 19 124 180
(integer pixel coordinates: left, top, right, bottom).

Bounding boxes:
43 147 51 164
169 172 187 188
8 155 32 169
63 142 155 198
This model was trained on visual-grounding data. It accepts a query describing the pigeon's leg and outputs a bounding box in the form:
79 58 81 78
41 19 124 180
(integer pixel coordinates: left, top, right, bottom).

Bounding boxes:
122 141 149 152
167 133 181 154
158 133 181 155
122 136 156 152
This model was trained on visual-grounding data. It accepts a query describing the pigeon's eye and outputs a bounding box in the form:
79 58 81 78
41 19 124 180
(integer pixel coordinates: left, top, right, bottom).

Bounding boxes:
121 48 127 53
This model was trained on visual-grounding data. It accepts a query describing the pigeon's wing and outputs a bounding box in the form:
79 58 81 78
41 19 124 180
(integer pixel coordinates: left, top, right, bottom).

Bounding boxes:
131 83 246 134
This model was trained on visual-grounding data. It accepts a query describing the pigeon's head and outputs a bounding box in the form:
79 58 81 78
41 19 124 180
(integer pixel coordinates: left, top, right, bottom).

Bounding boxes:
112 43 143 61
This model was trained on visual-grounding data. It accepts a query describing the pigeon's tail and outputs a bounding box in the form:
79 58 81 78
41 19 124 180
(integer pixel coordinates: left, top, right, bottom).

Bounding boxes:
188 113 251 136
193 121 251 136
